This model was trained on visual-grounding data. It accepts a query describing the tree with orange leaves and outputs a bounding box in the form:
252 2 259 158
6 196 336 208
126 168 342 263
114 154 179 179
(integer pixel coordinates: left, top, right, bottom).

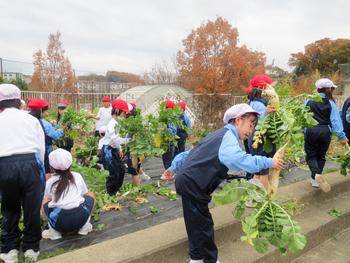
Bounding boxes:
31 32 76 93
177 16 266 94
289 38 350 77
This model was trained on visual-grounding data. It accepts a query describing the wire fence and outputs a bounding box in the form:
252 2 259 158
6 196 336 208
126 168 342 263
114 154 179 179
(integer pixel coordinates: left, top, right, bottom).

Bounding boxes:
20 89 347 129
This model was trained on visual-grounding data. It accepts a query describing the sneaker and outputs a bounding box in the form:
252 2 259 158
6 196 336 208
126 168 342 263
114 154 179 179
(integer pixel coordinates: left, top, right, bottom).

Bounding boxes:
0 249 18 263
315 174 331 192
140 172 151 181
42 227 62 240
189 260 204 263
78 221 93 236
310 178 319 188
24 249 40 262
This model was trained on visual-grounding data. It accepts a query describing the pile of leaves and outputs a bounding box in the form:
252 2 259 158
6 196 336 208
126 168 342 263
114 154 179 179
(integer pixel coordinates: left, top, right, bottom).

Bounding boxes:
213 180 306 254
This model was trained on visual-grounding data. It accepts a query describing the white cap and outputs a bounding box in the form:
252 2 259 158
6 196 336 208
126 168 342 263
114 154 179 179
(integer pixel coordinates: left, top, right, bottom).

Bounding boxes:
127 103 133 111
0 84 21 101
223 103 259 124
49 148 73 171
315 78 337 89
99 125 107 134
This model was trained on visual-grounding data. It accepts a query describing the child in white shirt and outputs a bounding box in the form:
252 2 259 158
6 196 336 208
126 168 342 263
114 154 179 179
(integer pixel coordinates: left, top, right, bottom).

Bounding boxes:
41 149 96 240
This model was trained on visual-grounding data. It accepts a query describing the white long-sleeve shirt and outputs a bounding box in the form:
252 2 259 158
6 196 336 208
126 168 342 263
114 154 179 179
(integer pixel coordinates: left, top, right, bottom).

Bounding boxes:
95 107 112 131
0 108 45 162
104 118 129 149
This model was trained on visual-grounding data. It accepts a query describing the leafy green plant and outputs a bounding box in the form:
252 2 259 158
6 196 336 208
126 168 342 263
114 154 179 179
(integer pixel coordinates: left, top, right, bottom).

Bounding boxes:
334 144 350 176
213 180 306 254
59 107 93 139
253 94 320 152
75 136 99 166
328 208 342 218
150 206 160 214
118 102 189 157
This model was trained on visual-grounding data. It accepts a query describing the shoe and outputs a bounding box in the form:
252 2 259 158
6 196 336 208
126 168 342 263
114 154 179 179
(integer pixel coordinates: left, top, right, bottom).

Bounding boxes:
245 201 257 208
78 220 93 235
42 227 62 240
310 178 319 188
140 172 151 181
0 249 18 263
24 249 40 262
189 260 204 263
315 174 331 192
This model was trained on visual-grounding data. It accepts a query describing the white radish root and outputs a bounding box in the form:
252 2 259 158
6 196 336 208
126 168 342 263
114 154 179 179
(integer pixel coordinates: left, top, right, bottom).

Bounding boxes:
268 143 288 198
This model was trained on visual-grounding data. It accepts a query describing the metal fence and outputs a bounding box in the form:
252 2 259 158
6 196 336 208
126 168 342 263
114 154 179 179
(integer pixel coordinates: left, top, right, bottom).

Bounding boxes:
20 90 347 129
21 91 123 111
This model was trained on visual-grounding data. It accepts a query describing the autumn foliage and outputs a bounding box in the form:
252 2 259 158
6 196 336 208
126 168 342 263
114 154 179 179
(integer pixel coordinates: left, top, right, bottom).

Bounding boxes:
177 17 266 94
106 71 144 84
31 32 76 93
289 38 350 77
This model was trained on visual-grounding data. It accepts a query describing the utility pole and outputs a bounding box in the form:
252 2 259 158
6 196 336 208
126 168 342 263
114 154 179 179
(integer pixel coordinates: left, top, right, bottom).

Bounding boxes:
0 58 3 79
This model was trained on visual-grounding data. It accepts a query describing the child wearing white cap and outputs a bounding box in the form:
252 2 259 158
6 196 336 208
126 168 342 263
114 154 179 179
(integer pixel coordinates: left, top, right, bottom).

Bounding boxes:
304 78 348 191
0 84 45 263
41 149 96 240
162 103 283 263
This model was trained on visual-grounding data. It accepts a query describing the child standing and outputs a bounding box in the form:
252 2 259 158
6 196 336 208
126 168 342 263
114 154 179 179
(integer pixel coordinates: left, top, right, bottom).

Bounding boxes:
164 104 283 263
0 84 45 263
101 99 130 195
41 149 95 240
94 96 112 137
305 78 348 191
246 74 277 189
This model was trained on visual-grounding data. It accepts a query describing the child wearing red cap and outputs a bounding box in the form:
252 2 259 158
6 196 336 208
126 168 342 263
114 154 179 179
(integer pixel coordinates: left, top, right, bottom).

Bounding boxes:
245 74 277 189
94 96 112 137
124 103 151 184
161 100 177 170
174 101 192 157
28 99 64 174
101 99 130 195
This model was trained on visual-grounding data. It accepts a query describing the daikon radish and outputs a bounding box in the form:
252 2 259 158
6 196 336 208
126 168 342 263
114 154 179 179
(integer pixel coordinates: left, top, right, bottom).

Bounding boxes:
263 84 280 109
268 143 288 197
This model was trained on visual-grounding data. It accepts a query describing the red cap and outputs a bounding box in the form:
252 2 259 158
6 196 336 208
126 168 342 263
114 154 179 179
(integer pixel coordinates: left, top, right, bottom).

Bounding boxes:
129 102 137 108
245 85 253 95
176 101 186 111
112 99 130 113
28 98 49 110
57 100 69 107
102 96 111 102
249 74 273 89
164 100 175 109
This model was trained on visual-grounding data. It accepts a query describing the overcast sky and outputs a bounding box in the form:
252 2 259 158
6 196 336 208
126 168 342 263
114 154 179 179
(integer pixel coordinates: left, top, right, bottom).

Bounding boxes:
1 0 349 75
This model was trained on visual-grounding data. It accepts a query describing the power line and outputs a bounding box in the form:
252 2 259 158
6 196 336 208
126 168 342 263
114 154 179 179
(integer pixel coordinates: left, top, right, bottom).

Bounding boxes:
1 57 108 75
